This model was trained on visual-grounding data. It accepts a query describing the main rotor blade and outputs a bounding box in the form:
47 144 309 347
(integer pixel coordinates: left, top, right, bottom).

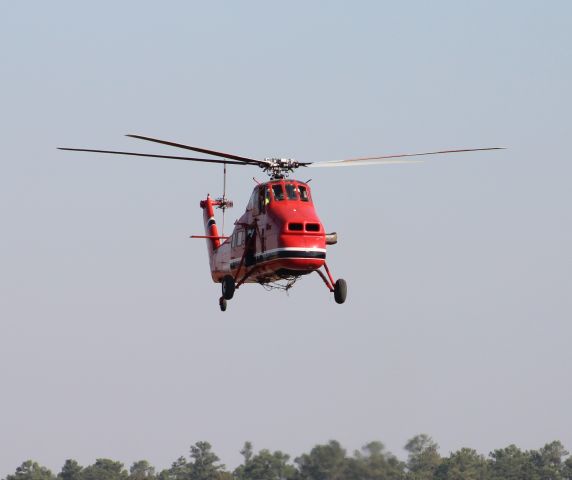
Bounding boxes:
127 134 268 166
58 148 250 166
306 147 505 168
305 159 425 168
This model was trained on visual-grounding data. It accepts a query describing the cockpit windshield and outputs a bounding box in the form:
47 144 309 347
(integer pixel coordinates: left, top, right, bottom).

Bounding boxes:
269 182 311 203
285 183 298 200
272 184 285 201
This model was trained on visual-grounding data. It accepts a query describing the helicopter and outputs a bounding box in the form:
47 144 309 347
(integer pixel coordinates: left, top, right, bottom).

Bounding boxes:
59 135 503 311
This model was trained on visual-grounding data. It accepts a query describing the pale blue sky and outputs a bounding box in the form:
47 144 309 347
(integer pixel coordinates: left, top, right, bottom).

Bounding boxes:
1 0 571 475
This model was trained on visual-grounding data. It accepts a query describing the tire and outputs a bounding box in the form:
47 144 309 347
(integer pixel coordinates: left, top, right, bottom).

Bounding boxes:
219 297 227 312
221 275 235 300
334 279 347 304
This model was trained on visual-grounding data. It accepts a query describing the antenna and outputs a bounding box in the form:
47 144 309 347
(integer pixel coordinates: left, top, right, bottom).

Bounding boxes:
214 163 232 237
222 163 226 235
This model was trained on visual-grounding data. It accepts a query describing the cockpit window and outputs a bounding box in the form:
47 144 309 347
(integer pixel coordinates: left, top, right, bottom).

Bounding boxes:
265 186 271 205
285 183 298 200
299 185 309 202
272 184 285 201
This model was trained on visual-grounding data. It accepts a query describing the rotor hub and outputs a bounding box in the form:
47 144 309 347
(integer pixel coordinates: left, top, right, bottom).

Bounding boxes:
263 158 300 179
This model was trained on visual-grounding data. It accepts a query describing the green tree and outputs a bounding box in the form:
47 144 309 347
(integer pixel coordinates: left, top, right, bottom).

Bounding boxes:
488 444 535 480
351 441 405 480
5 460 55 480
530 441 569 480
80 459 128 480
240 442 254 465
161 456 191 480
129 460 156 480
57 460 82 480
404 434 441 480
563 456 572 480
435 448 487 480
189 442 225 480
295 440 349 480
234 443 296 480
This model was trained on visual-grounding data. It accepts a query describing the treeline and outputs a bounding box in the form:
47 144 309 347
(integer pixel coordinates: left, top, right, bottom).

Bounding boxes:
5 435 572 480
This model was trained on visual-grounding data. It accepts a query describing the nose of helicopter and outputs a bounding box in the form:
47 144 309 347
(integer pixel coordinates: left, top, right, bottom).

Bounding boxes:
269 203 324 235
267 203 327 271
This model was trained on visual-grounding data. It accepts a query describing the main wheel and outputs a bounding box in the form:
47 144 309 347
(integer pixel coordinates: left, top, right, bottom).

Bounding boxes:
334 278 347 304
219 297 227 312
221 275 235 300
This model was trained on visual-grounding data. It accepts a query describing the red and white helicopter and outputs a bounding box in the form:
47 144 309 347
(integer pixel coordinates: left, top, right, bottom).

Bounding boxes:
60 135 502 311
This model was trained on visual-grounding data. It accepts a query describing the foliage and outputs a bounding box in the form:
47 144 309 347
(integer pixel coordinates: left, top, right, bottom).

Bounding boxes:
351 441 405 479
295 440 349 480
434 448 487 480
405 434 442 480
189 442 226 480
5 461 55 480
129 460 156 480
487 444 531 480
5 437 572 480
80 459 128 480
57 460 82 480
234 442 296 480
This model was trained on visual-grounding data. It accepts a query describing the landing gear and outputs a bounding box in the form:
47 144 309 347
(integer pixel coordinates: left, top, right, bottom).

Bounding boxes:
219 275 235 312
219 296 227 312
221 275 235 300
316 263 348 304
334 278 347 304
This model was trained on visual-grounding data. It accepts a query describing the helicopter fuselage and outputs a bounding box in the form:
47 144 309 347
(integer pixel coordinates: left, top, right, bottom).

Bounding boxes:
201 179 327 285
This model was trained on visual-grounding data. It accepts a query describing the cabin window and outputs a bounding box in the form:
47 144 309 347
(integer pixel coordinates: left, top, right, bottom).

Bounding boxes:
237 229 245 246
232 228 245 247
299 185 309 202
272 184 285 201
